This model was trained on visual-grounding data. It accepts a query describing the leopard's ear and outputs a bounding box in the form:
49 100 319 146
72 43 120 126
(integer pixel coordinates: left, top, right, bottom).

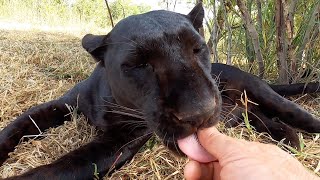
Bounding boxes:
187 3 204 30
82 34 109 62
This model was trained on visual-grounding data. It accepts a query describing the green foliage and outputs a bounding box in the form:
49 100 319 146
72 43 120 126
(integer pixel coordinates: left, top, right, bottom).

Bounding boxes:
204 0 319 80
73 0 110 27
110 0 151 20
0 0 318 80
0 0 151 29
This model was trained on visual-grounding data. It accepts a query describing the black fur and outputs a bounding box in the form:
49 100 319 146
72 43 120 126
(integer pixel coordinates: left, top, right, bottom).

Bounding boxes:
1 3 319 179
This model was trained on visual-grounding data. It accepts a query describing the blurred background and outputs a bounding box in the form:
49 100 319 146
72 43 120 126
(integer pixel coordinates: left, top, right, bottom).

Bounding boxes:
0 0 319 83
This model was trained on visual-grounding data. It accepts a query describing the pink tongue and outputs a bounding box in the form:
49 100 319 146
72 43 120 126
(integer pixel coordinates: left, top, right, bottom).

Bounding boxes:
177 133 215 163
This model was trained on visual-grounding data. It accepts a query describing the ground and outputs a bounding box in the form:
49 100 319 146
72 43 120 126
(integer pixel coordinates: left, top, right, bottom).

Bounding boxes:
0 30 319 179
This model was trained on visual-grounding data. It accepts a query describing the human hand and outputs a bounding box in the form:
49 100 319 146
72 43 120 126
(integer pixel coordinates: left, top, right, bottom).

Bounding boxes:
183 127 319 180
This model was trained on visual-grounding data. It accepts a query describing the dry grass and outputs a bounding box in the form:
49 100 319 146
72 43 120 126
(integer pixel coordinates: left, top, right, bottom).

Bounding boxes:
0 29 319 179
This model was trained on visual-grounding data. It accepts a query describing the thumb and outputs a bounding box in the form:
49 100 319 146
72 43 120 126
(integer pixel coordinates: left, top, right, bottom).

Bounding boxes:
197 126 244 160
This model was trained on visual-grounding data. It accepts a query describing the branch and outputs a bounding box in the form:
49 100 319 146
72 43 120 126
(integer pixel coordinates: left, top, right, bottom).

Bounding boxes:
236 0 265 78
104 0 114 28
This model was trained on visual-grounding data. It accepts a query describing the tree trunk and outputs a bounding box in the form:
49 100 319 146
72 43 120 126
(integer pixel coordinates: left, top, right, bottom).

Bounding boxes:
255 0 264 53
236 0 265 78
207 0 221 63
246 0 255 71
276 0 289 84
173 0 177 11
255 0 263 35
221 1 232 65
285 0 298 82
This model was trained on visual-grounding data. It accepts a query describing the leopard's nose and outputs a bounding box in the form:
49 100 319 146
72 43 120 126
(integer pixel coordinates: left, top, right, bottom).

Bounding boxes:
172 97 218 121
171 108 215 126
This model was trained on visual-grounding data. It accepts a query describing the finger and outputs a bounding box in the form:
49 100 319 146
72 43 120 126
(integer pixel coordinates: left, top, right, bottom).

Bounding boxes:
184 160 202 180
213 161 222 180
197 126 246 159
184 160 214 180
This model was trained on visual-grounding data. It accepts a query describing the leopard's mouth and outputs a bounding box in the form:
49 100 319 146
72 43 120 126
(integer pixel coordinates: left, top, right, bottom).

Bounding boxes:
161 131 215 163
177 133 215 163
155 96 221 160
159 114 219 163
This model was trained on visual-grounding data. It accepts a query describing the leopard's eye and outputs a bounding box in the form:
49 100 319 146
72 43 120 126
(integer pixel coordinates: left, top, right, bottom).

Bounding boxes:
193 48 201 54
136 63 149 68
193 44 205 54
